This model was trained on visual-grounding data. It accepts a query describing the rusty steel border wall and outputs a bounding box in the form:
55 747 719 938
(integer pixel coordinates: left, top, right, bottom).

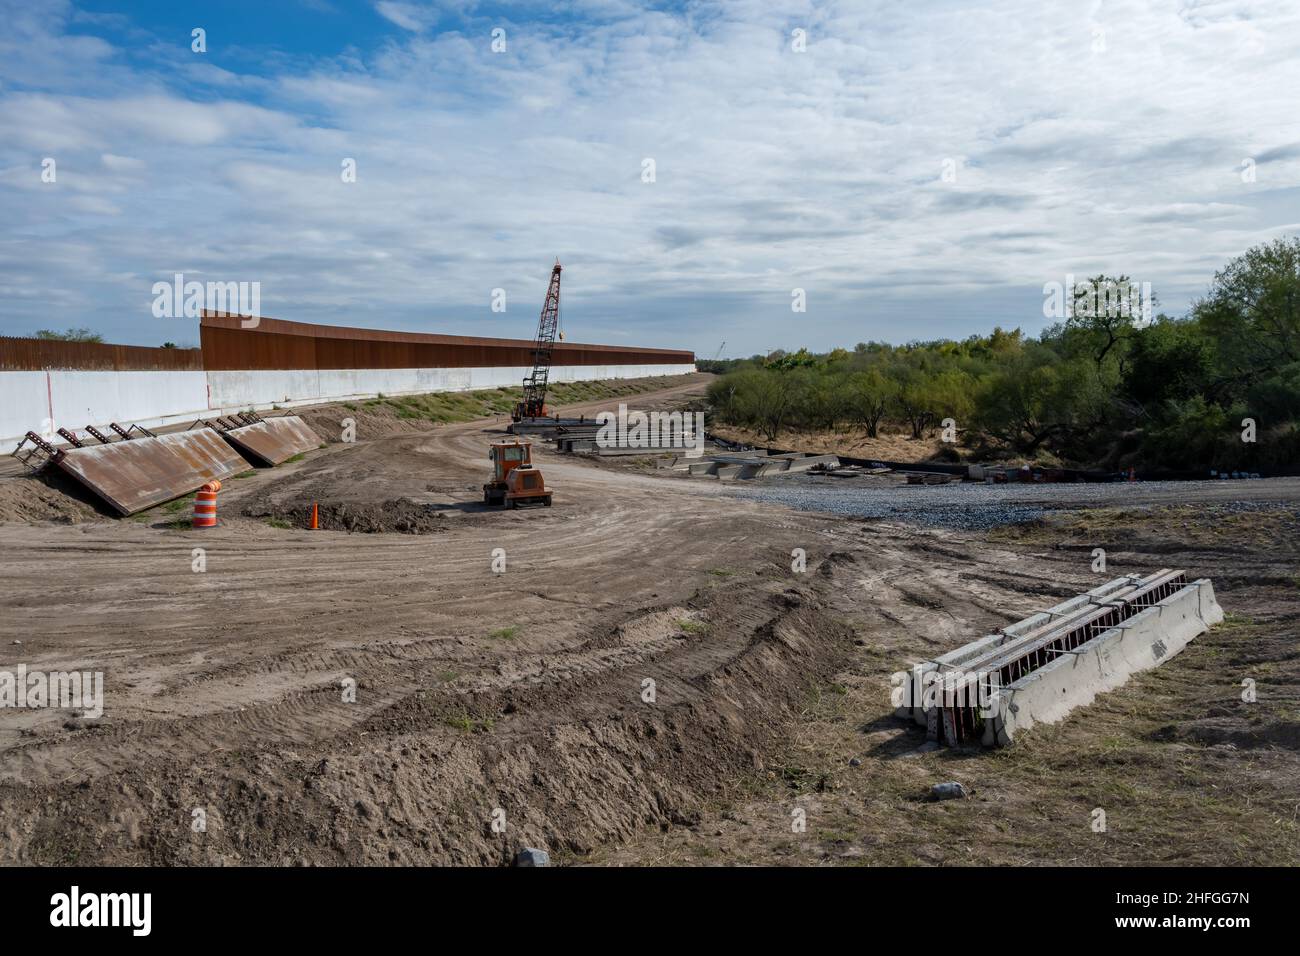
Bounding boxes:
198 312 693 370
1 313 696 444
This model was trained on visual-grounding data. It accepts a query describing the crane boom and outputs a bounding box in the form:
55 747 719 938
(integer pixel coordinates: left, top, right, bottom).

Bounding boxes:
515 259 562 420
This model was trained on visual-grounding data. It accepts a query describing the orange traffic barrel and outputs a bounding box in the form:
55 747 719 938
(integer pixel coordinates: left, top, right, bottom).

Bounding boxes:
192 480 221 529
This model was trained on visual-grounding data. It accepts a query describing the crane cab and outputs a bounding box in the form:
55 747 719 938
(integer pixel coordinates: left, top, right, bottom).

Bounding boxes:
512 398 550 421
483 440 552 508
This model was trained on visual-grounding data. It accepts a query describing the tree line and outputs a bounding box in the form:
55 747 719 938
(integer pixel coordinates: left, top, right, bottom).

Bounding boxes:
704 238 1300 472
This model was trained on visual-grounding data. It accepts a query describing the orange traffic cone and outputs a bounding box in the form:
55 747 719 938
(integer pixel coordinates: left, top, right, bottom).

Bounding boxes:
310 502 319 530
192 480 221 529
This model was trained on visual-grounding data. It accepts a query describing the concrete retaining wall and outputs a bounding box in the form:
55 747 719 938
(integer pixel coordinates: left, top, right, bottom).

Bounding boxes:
0 363 696 444
0 370 210 444
205 363 694 409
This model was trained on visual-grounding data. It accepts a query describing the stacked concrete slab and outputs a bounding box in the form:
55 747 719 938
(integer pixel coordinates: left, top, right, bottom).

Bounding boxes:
670 451 839 480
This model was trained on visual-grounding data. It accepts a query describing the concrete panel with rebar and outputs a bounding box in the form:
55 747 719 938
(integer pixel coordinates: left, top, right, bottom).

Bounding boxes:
896 571 1223 746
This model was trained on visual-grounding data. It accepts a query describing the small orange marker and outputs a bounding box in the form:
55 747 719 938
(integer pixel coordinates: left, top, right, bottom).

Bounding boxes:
310 502 319 530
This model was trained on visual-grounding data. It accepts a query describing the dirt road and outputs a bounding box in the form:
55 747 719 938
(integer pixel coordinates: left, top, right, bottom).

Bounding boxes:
1 379 1296 865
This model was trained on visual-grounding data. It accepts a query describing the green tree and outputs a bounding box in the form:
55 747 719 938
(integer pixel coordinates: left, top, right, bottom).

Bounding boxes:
1063 274 1153 374
32 328 103 343
844 368 895 438
1194 236 1300 380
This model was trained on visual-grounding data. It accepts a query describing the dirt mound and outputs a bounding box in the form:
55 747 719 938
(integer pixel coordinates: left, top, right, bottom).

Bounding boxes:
0 473 101 524
243 497 447 534
0 573 853 865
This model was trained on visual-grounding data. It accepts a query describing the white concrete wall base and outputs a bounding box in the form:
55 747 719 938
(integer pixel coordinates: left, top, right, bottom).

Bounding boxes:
1 363 696 444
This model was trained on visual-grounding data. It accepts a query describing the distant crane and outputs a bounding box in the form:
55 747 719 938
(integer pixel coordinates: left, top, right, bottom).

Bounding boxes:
514 260 562 421
712 341 726 361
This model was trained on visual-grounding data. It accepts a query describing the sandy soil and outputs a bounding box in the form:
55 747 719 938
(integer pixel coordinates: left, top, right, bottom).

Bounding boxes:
0 378 1296 866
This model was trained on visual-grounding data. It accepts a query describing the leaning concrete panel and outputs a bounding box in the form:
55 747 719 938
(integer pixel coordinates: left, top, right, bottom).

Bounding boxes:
56 428 251 515
220 416 321 466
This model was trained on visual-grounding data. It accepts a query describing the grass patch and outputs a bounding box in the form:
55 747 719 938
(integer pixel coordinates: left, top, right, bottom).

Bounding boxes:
489 625 520 640
678 618 709 635
266 518 294 530
231 470 256 479
285 453 306 463
444 714 495 733
333 374 700 426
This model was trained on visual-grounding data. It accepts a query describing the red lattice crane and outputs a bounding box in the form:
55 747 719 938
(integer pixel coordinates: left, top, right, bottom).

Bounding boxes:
514 259 562 421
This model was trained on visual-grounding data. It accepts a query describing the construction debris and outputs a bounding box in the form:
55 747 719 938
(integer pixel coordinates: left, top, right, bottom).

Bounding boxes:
896 570 1223 746
664 451 840 480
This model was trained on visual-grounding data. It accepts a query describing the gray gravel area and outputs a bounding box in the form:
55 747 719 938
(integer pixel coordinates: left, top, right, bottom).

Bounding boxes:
722 474 1300 530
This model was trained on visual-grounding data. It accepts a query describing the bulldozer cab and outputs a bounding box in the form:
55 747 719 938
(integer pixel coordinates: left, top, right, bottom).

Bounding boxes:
489 441 532 482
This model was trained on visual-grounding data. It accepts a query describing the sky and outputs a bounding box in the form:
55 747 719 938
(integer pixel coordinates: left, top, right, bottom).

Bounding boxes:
1 0 1299 357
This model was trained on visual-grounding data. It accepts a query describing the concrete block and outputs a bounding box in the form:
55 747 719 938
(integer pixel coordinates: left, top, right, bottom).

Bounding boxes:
782 454 840 473
756 460 791 476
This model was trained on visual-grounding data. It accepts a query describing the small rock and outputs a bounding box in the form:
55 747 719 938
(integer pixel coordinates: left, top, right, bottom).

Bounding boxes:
930 781 967 801
848 757 862 767
515 847 550 867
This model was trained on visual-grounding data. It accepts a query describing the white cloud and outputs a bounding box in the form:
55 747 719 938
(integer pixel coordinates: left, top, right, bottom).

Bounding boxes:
1 0 1299 353
374 2 434 32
